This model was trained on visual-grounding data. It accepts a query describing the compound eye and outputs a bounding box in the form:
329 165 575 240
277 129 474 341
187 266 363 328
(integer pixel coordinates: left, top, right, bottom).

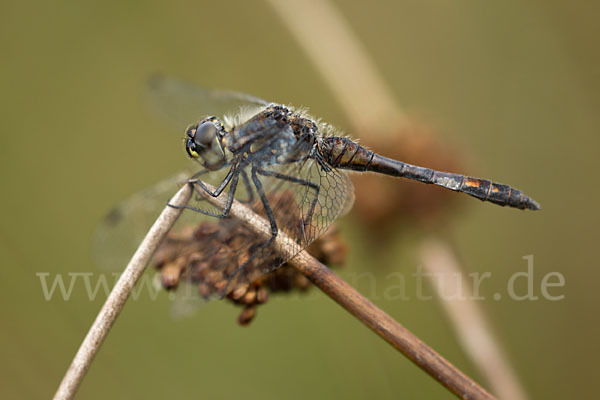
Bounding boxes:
186 125 196 139
195 122 217 148
185 140 197 158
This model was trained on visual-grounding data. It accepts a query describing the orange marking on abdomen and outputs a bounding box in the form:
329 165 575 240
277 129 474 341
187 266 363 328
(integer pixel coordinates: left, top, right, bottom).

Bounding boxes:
463 178 481 188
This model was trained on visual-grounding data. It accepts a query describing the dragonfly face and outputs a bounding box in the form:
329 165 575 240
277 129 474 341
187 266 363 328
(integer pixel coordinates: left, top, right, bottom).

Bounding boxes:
185 116 227 170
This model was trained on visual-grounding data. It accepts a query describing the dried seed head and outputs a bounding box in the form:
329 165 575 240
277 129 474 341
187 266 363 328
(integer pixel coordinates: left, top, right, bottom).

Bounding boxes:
230 284 249 301
159 257 186 289
256 287 268 304
242 290 257 305
238 307 256 326
153 191 347 325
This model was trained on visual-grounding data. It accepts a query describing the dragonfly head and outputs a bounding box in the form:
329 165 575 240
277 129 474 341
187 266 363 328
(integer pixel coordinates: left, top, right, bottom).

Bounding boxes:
185 117 226 170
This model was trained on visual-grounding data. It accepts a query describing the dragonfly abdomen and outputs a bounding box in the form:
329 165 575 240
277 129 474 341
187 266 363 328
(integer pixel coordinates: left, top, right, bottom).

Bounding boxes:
370 153 541 210
319 136 540 210
318 136 376 171
429 171 540 210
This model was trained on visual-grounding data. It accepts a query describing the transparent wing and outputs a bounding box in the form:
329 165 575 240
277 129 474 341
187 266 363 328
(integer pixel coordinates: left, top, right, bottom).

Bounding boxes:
146 74 269 131
94 151 353 314
255 153 355 271
169 140 355 301
94 76 280 316
96 78 354 312
93 170 189 272
93 164 231 271
92 164 236 318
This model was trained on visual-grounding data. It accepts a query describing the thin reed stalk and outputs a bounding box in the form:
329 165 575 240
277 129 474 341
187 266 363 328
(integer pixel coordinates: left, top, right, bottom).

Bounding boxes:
53 184 193 400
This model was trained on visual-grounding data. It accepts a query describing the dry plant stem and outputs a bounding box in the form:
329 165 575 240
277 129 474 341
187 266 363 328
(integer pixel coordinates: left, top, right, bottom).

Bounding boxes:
420 238 528 400
53 184 193 400
291 254 493 400
199 182 493 400
265 0 407 135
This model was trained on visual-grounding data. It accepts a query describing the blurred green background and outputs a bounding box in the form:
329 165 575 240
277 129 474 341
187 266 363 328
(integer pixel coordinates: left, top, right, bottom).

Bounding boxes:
1 0 598 399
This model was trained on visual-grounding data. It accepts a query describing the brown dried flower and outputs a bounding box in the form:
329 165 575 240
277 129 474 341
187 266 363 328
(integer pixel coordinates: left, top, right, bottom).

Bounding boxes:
153 192 347 325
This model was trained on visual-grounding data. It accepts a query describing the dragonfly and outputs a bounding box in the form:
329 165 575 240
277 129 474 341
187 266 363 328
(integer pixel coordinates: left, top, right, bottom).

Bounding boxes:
95 76 540 302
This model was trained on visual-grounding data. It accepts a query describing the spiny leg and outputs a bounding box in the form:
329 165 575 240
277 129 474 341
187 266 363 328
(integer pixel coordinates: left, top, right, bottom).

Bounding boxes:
189 163 238 198
168 163 240 218
165 167 211 209
256 168 319 241
180 171 240 218
238 169 255 204
220 165 280 297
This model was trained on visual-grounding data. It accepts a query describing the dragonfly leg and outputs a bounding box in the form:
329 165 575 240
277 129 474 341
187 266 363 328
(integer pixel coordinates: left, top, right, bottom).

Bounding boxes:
256 168 319 240
167 163 238 215
251 166 278 241
220 166 280 296
189 163 237 197
238 169 255 204
175 172 240 218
